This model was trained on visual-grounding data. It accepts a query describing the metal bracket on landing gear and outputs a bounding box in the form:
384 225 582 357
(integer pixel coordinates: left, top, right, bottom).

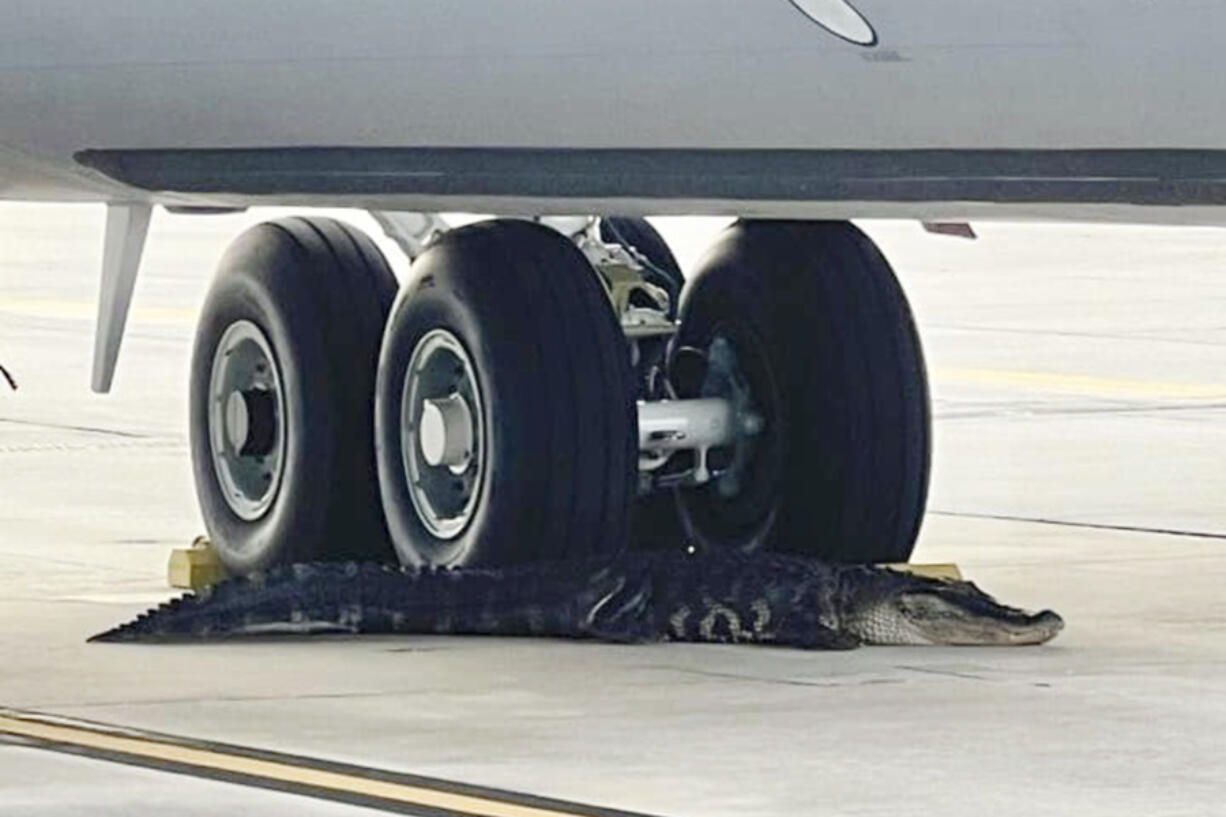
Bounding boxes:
369 211 450 261
538 217 674 331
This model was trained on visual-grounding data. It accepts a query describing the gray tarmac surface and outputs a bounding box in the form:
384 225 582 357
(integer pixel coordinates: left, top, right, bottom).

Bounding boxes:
1 205 1224 815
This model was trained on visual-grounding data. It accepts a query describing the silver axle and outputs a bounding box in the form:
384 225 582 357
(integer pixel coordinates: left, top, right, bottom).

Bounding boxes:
638 397 763 485
638 398 735 454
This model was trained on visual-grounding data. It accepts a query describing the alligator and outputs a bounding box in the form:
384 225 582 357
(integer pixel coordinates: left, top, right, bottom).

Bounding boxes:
90 550 1063 648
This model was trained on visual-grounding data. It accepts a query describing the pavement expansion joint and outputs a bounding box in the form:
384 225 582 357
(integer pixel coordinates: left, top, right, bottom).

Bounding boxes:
931 510 1226 541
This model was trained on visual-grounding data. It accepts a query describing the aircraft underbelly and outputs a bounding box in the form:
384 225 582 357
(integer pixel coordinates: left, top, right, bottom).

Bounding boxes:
2 0 1225 216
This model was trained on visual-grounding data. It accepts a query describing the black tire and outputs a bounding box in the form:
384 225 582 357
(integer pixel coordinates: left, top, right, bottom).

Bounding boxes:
189 217 398 574
599 217 684 317
375 219 637 568
675 220 930 563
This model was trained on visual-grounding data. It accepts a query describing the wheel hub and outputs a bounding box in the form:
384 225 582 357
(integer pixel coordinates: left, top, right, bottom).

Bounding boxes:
224 388 277 457
401 329 485 540
418 393 475 472
701 335 765 497
207 320 287 521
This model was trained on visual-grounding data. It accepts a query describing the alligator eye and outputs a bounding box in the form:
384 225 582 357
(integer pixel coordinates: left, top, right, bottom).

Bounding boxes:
787 0 878 46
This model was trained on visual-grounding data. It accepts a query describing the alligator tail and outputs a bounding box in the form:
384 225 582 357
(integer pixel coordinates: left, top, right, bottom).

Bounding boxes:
88 557 647 643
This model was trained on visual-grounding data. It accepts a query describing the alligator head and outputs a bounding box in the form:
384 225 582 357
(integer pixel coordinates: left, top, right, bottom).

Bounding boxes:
840 568 1064 646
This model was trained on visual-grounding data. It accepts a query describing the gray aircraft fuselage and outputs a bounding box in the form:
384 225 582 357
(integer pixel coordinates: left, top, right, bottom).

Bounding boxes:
2 0 1224 223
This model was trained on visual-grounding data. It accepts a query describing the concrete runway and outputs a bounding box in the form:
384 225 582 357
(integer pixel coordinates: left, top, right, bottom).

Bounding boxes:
1 205 1224 815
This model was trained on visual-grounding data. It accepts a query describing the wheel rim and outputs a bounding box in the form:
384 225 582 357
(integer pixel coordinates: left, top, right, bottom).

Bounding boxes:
207 320 287 521
401 329 485 540
678 328 784 551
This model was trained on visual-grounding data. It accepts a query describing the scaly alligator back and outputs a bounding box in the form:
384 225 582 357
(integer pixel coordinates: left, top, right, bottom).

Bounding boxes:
90 551 1062 648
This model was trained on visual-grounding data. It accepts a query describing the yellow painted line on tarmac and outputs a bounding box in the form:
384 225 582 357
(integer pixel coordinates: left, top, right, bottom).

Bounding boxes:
931 365 1226 400
0 298 194 326
0 709 648 817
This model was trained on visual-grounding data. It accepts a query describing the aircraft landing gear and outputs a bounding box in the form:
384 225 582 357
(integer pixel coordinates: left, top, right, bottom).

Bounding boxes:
186 215 930 574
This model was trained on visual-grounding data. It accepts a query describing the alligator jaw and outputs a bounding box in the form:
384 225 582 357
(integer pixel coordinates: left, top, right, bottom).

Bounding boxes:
843 573 1065 647
893 596 1064 646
